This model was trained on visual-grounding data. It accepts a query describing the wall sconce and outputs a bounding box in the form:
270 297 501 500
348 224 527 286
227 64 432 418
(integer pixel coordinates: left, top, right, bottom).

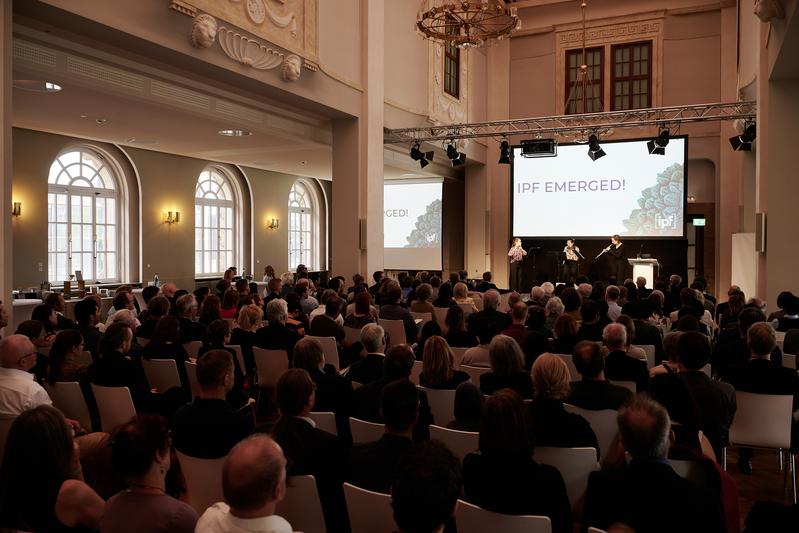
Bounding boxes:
11 202 21 217
267 218 279 230
164 211 180 224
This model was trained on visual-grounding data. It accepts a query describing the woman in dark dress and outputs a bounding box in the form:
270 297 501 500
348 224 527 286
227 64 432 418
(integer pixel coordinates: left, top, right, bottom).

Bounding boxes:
550 314 579 355
419 336 469 389
444 305 479 348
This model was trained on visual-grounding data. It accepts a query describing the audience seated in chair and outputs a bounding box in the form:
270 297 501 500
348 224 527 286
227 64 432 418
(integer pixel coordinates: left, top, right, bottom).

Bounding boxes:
379 280 420 345
136 295 170 340
195 434 293 533
713 307 783 381
347 323 388 386
175 294 207 344
197 320 247 407
568 340 633 411
419 335 469 390
466 289 511 343
447 381 484 432
74 298 105 361
310 294 346 340
603 323 649 392
444 305 479 348
479 335 534 399
649 331 683 378
254 299 302 362
46 329 90 386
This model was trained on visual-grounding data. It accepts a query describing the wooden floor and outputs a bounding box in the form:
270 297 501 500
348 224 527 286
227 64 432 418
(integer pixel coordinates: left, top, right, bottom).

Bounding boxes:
726 448 796 528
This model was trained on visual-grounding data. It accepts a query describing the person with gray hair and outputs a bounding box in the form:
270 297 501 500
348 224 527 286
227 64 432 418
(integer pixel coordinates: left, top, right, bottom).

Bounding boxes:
479 334 534 398
176 293 208 343
583 395 723 532
254 299 301 363
466 289 511 346
603 323 649 392
346 323 387 385
195 434 292 533
529 286 546 305
544 296 564 330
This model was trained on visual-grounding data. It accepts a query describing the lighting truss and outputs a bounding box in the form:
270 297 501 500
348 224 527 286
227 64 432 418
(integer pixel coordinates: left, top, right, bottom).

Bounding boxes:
383 101 757 144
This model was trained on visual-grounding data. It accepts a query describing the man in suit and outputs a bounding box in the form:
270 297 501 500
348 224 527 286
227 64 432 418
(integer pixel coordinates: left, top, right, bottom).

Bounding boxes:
171 350 252 458
378 280 418 345
368 270 384 299
176 293 208 343
74 298 104 362
347 379 419 493
346 323 387 385
635 276 651 300
583 396 725 532
603 323 648 392
467 290 511 343
136 295 170 340
713 308 782 381
474 272 498 293
576 301 604 342
728 322 799 472
271 368 347 531
254 299 302 363
263 277 282 304
568 340 633 410
44 292 78 331
624 300 664 364
310 296 345 342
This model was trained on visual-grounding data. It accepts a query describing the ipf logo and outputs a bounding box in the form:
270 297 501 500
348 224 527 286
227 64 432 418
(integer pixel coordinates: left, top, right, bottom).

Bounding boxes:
656 214 677 229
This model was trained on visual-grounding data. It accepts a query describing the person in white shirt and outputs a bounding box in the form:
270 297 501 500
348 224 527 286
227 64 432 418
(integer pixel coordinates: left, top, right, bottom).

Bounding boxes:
606 285 623 321
0 334 52 416
195 434 292 533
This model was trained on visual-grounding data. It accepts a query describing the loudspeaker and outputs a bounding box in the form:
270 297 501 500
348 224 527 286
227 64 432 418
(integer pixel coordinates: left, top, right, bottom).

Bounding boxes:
755 212 766 252
359 218 367 250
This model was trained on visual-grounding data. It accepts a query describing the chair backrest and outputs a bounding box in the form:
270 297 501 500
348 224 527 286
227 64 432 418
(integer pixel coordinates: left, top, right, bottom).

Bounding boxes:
183 340 204 359
349 417 385 444
783 353 797 370
609 380 637 394
429 425 478 462
77 350 93 366
90 384 136 432
729 391 794 449
306 335 340 370
419 386 456 427
633 344 656 369
0 415 16 461
410 360 423 386
44 381 92 431
176 451 226 514
458 303 474 316
784 328 799 356
344 326 362 347
434 307 450 334
451 347 468 368
276 475 327 533
455 499 552 533
225 345 247 376
184 360 201 398
410 312 433 330
533 446 599 519
563 404 618 461
499 292 513 312
309 411 338 436
132 290 147 310
554 353 579 381
472 296 484 312
252 347 289 388
142 358 182 392
378 319 407 345
701 363 712 377
670 459 715 488
587 528 608 533
460 364 489 385
343 482 396 533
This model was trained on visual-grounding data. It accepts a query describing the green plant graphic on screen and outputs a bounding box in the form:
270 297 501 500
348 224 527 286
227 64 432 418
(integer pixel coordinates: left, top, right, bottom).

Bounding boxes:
405 199 442 248
622 163 684 236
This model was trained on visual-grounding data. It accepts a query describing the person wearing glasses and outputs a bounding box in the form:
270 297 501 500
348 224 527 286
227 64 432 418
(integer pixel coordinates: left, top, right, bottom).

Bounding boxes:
0 334 51 416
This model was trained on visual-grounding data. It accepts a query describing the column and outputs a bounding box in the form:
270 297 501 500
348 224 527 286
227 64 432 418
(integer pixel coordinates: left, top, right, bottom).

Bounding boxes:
1 1 12 334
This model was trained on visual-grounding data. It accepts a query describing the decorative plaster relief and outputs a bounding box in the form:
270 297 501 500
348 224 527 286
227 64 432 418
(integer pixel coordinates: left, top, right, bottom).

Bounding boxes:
217 26 284 70
428 42 468 126
190 13 218 48
281 54 302 81
558 21 661 45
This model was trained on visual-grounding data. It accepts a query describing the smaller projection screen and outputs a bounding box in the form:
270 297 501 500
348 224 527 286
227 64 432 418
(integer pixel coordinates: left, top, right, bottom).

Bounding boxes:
511 138 687 238
384 180 443 271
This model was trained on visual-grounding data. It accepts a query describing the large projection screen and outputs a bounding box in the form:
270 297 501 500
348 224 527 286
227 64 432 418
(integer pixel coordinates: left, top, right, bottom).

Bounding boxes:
512 138 687 238
384 180 443 271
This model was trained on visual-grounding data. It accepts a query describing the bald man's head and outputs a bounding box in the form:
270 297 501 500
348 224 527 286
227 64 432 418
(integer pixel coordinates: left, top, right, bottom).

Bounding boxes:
160 283 177 298
0 334 37 371
223 434 287 515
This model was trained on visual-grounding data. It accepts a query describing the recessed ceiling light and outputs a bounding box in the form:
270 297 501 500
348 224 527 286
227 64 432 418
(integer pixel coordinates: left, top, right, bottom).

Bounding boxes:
218 129 252 137
95 118 108 125
126 138 158 145
14 80 62 92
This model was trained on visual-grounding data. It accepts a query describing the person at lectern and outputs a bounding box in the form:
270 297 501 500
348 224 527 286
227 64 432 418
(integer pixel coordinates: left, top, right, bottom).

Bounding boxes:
603 235 626 282
508 238 527 291
562 239 582 282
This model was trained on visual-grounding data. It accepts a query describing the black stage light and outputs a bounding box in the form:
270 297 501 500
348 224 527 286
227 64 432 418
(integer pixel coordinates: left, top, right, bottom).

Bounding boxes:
446 141 466 167
730 123 756 151
409 142 434 168
587 134 606 161
498 139 512 164
647 127 670 155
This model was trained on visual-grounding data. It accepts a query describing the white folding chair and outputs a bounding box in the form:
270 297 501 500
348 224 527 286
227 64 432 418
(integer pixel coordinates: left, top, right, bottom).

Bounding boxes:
472 295 484 312
184 360 201 398
277 475 327 533
183 340 203 359
728 391 796 503
460 364 489 385
609 380 637 394
782 353 796 370
563 404 618 461
252 347 289 388
343 482 396 533
378 318 408 346
701 364 712 377
307 335 340 370
670 459 715 488
499 292 513 312
555 353 579 381
309 411 338 436
451 347 468 368
132 290 147 311
142 358 182 392
90 384 136 432
455 499 552 533
410 360 423 385
411 312 433 330
458 303 475 316
225 344 247 376
434 307 450 334
44 381 93 431
534 446 599 519
349 417 384 444
176 451 226 514
633 344 656 369
429 425 478 462
344 326 362 347
419 386 456 427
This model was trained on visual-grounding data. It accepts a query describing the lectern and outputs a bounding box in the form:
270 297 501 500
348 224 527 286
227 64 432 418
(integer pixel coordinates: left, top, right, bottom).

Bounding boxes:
628 258 660 289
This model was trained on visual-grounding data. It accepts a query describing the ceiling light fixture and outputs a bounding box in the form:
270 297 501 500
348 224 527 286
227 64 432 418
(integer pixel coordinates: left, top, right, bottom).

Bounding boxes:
647 126 670 155
416 1 521 48
446 140 466 167
587 133 606 161
13 80 62 93
498 139 512 165
409 142 434 168
218 129 253 137
729 122 756 151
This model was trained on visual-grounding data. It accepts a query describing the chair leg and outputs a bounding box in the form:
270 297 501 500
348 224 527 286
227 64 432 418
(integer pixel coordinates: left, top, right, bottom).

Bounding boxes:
721 447 727 471
779 449 785 471
783 450 789 490
792 453 797 505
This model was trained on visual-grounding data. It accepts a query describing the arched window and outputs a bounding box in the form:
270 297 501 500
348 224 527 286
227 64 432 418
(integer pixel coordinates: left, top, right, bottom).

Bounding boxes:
48 149 120 282
288 180 318 271
195 167 237 276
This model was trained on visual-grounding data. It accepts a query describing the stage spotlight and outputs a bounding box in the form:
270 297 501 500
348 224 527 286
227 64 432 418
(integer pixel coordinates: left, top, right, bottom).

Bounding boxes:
729 122 756 151
587 134 606 161
647 127 670 155
409 142 434 168
446 141 466 167
498 139 512 164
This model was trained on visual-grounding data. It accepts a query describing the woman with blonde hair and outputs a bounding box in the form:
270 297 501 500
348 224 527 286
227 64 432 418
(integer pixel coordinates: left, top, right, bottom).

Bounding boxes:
453 282 477 313
419 336 469 389
230 303 263 375
530 354 599 456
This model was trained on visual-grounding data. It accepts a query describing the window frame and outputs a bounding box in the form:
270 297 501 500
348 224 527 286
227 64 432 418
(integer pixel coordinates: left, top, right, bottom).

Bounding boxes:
443 15 460 99
287 180 319 272
611 40 652 111
194 167 238 278
564 46 604 115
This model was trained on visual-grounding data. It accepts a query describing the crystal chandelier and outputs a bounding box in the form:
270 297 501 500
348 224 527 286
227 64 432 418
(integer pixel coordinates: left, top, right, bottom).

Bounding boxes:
416 1 521 48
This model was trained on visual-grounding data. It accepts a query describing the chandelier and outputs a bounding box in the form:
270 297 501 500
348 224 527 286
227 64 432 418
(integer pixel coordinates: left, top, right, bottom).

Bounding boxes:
416 1 521 48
